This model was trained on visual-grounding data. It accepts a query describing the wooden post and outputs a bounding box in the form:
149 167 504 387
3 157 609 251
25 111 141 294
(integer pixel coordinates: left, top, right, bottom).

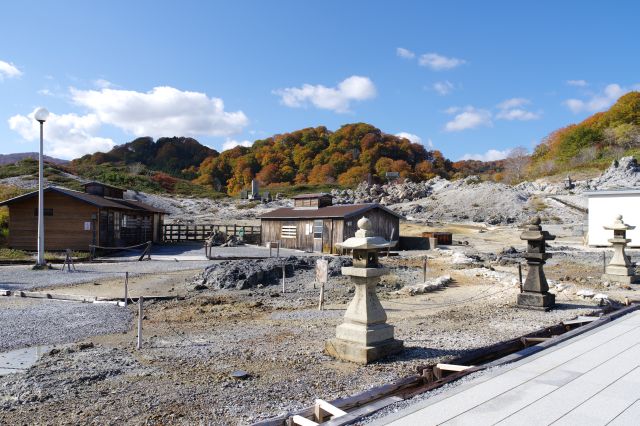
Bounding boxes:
423 257 427 283
518 263 523 293
282 263 286 293
318 282 325 311
137 296 143 350
603 251 606 273
124 271 129 307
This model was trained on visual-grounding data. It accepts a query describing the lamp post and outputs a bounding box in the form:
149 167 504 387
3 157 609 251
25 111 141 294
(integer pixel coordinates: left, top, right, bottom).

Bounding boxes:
34 107 49 267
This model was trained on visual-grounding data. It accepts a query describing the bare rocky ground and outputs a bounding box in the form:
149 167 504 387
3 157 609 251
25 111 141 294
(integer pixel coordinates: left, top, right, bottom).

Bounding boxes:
1 158 639 424
1 237 635 425
135 156 638 226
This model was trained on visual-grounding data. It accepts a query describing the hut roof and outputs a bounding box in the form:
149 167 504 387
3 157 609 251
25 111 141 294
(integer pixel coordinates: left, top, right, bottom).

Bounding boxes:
0 186 167 214
260 203 402 220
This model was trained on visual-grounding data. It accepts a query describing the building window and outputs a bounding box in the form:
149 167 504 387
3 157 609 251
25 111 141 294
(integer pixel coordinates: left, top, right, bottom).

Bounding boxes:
281 225 297 239
313 220 323 239
33 208 53 216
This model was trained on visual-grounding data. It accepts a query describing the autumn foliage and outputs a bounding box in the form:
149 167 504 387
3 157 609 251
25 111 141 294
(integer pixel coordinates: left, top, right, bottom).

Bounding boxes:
195 123 454 194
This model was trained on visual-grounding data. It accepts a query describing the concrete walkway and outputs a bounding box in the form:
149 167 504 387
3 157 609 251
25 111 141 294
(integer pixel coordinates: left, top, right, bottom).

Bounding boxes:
375 310 640 425
96 243 311 261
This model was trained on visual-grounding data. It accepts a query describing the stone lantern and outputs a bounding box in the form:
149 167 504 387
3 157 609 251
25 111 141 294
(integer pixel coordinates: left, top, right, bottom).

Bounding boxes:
517 216 556 310
325 217 403 364
602 215 638 284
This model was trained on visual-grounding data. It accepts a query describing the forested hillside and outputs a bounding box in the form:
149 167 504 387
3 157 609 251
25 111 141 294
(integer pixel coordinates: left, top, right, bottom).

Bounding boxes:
194 123 453 194
73 136 217 179
530 91 640 175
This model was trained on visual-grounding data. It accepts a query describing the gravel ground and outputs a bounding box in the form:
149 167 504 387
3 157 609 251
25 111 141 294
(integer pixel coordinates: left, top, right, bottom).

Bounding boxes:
0 260 216 291
0 250 607 425
0 297 131 352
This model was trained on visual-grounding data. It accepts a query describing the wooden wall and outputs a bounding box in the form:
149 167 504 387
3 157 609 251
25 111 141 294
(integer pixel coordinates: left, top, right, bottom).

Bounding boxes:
8 192 98 251
261 208 399 253
342 208 400 244
261 219 315 251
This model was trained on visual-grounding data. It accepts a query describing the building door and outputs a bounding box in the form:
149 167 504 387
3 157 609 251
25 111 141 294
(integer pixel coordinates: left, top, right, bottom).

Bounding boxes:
313 220 323 252
322 219 333 253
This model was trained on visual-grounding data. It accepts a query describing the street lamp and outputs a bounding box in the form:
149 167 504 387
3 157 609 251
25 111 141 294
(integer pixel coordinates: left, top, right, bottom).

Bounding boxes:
34 107 49 268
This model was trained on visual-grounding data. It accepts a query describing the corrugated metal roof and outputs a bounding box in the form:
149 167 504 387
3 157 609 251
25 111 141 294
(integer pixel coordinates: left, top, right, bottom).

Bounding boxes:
0 186 168 214
260 203 403 219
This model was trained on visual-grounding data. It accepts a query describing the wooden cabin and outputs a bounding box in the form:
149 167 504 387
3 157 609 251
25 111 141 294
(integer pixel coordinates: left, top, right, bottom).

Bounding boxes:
260 193 401 253
0 183 166 251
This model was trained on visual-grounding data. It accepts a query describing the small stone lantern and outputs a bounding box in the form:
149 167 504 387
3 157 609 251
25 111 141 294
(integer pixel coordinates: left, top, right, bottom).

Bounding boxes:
517 216 556 310
602 215 638 284
325 217 403 364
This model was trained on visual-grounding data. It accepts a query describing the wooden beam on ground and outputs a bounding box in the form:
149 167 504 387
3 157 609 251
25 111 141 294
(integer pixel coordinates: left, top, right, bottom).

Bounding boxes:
563 316 600 326
434 363 473 380
314 399 347 422
290 415 318 426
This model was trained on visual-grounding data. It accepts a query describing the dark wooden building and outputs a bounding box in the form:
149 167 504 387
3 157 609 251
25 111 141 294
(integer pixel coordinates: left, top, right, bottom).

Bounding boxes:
260 193 401 253
0 183 166 251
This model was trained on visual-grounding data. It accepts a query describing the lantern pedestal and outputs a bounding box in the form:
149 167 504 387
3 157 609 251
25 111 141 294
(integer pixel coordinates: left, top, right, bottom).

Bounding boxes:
325 267 403 364
601 215 639 284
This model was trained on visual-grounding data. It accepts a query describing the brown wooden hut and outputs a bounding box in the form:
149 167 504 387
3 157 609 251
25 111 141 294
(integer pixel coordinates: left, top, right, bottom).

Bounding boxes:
0 183 166 251
260 193 401 253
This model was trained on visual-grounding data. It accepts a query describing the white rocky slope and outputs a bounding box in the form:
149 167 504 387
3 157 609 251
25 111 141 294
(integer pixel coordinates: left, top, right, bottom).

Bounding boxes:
2 157 638 226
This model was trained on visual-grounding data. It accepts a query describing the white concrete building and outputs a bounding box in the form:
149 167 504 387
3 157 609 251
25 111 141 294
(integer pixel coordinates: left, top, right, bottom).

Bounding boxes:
585 189 640 247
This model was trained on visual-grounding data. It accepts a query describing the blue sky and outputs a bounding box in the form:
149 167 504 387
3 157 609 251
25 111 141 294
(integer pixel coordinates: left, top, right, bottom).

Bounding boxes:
1 0 639 161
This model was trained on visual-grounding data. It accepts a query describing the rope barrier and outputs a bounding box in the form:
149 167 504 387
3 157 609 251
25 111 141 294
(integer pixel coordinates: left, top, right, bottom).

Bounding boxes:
88 241 152 251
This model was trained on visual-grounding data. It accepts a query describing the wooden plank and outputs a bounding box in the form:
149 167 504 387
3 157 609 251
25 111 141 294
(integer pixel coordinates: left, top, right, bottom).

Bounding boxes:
323 396 403 426
290 415 318 426
435 363 473 372
314 399 347 422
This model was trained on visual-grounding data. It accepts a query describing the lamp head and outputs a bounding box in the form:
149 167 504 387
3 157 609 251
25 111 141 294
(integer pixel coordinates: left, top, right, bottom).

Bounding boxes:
34 107 49 123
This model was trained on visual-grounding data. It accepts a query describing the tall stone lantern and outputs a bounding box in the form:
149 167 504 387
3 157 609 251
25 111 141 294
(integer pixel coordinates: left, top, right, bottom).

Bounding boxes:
325 217 403 364
602 215 639 284
517 216 556 310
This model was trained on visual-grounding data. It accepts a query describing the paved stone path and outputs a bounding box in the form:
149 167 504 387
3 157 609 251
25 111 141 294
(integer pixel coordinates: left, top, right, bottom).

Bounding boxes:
376 310 640 425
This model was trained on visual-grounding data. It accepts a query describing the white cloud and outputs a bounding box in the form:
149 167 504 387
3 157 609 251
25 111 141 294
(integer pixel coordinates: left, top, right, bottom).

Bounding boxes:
433 80 455 96
496 98 541 121
395 132 422 144
566 79 588 87
460 149 511 162
8 108 115 159
444 106 492 132
71 86 248 137
94 79 114 89
396 47 415 59
419 53 465 71
497 98 529 109
496 109 541 121
222 139 252 150
273 75 376 113
0 60 22 80
564 83 637 113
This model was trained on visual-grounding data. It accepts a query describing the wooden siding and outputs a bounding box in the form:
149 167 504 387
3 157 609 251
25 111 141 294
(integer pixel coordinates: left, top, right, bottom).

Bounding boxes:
261 219 315 251
8 192 98 251
261 207 399 253
341 208 399 246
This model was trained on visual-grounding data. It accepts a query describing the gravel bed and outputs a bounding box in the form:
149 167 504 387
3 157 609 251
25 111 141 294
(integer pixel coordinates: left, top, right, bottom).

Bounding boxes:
0 260 216 291
0 297 132 352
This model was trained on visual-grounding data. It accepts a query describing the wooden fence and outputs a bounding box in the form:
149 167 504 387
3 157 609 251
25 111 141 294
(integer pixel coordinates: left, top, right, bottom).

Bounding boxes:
162 224 261 244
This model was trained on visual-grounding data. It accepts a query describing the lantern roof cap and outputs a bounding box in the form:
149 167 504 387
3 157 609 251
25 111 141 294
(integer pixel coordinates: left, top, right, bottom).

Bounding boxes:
520 216 556 242
337 217 395 249
604 214 635 231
